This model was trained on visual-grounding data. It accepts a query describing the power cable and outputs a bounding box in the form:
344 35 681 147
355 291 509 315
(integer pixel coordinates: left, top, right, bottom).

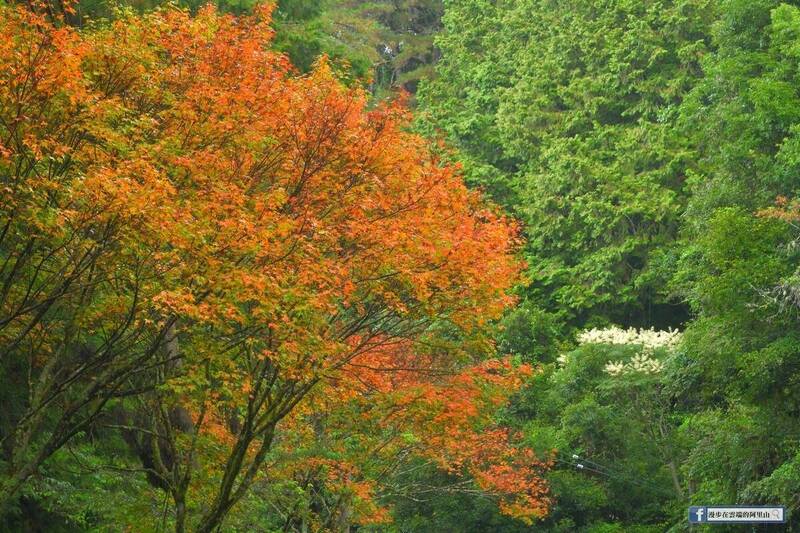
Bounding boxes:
554 450 675 496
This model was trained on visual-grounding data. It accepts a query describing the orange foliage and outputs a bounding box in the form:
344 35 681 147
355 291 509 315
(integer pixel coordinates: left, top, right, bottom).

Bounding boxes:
758 196 800 222
0 2 548 528
329 354 552 524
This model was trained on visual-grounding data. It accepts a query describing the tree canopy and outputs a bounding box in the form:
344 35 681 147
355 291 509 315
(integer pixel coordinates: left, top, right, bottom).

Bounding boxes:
2 0 800 531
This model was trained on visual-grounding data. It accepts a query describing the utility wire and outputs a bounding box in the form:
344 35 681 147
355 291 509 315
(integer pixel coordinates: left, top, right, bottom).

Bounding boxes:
555 450 674 496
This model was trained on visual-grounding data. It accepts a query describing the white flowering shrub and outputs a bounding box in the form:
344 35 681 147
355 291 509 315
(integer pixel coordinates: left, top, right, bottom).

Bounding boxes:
559 326 681 377
603 353 666 376
577 326 681 351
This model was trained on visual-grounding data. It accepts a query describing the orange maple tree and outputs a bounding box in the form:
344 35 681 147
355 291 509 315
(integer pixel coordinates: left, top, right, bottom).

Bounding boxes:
278 353 553 528
0 2 551 530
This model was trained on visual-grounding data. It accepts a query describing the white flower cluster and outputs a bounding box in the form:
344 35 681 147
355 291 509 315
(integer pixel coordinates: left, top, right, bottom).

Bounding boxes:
604 354 665 376
557 326 681 376
577 326 681 351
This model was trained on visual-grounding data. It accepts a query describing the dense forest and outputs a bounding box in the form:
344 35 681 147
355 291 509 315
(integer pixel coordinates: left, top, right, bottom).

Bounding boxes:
1 0 799 531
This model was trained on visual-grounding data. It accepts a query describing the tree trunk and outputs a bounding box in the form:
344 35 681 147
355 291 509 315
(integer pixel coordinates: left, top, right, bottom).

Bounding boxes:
174 496 187 533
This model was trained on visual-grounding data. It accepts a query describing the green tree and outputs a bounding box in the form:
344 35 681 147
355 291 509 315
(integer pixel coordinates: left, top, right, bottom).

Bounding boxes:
670 3 800 521
420 0 717 335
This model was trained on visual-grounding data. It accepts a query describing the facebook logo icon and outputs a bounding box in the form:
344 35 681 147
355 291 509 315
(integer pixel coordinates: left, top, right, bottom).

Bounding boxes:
689 507 706 523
